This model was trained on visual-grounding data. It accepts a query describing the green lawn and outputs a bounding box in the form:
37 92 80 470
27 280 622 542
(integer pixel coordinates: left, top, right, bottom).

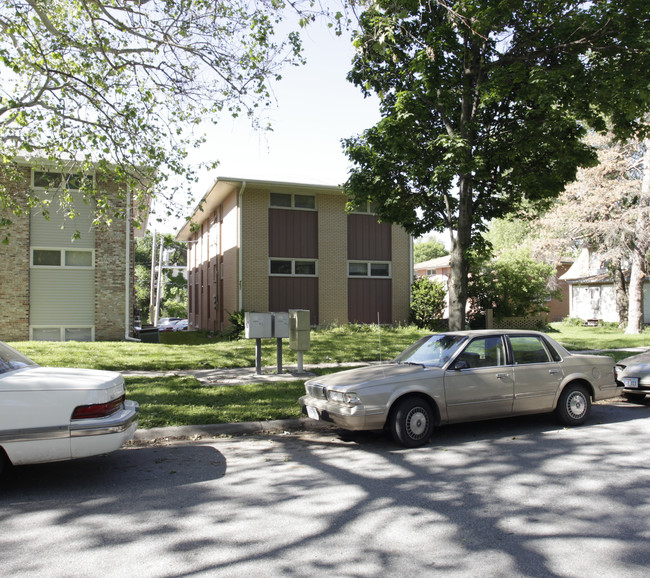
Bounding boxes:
8 322 649 429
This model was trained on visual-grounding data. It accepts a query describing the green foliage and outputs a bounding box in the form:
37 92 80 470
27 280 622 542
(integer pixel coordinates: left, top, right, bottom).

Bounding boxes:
227 310 246 339
0 0 335 239
134 232 187 323
413 237 448 264
343 0 650 329
409 277 447 330
468 252 560 321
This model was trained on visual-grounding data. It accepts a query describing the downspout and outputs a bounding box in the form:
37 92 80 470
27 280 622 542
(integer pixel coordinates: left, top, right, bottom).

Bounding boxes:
125 189 139 341
238 181 246 310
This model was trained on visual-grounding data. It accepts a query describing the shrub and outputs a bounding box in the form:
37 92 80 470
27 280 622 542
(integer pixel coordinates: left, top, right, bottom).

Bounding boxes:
409 277 447 330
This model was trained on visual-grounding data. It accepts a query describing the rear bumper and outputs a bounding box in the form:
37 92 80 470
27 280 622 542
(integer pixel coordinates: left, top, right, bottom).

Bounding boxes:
70 400 139 438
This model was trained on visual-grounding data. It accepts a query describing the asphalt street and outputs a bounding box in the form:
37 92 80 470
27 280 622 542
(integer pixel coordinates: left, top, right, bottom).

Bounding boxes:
2 399 650 577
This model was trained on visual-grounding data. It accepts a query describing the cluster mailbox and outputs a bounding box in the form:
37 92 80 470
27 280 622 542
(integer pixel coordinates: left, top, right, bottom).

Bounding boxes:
289 309 310 352
244 312 289 339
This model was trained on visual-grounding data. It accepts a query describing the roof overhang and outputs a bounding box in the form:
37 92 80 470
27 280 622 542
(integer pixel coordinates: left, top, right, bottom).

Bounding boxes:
175 176 343 241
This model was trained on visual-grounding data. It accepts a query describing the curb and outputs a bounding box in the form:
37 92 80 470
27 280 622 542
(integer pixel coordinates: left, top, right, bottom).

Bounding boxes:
133 417 337 442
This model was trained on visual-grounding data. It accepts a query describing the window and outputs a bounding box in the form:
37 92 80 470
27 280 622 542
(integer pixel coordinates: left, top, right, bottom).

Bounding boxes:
32 248 94 268
270 259 317 276
455 336 506 368
349 199 378 214
270 192 316 210
33 170 93 190
348 261 391 278
32 327 93 342
509 335 552 365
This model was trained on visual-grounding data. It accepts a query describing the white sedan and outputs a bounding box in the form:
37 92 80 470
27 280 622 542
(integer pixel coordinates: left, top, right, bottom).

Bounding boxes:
0 342 138 475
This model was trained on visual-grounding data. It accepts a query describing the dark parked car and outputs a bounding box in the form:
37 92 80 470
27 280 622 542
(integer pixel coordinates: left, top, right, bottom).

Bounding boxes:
615 350 650 402
300 330 621 447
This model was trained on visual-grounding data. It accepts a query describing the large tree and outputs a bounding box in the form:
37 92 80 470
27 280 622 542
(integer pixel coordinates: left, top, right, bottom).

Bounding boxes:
343 0 650 330
0 0 331 240
534 133 648 333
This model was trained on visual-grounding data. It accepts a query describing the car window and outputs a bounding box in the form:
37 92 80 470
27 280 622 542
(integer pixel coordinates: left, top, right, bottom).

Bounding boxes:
509 335 552 364
454 336 506 368
394 334 467 368
0 342 39 375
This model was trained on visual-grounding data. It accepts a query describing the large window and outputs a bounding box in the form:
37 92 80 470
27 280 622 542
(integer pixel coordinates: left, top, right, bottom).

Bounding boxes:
31 327 94 342
348 261 391 278
270 192 316 210
270 259 317 276
32 248 94 268
33 170 93 190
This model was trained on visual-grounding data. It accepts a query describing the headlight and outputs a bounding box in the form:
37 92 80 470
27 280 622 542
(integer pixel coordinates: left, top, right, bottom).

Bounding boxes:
327 390 361 405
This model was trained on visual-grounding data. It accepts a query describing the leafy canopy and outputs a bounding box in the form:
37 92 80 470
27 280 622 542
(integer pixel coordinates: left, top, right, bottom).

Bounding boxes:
343 0 650 329
0 0 337 238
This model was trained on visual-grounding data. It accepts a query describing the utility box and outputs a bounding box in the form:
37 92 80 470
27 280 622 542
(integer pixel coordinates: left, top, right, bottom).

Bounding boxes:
289 309 311 351
273 312 290 339
245 312 273 339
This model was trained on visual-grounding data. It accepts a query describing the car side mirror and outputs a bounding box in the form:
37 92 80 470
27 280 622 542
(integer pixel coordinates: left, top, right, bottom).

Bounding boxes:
451 360 470 370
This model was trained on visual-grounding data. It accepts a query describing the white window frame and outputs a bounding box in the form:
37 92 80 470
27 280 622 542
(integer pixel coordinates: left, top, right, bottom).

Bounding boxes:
32 169 95 190
30 326 95 342
269 192 316 211
31 248 95 269
269 258 318 277
349 200 378 214
348 261 392 278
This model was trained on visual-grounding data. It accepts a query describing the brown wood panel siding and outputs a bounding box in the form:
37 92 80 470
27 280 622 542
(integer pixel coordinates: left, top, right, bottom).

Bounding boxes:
348 278 392 324
347 214 391 261
269 209 318 258
269 277 319 325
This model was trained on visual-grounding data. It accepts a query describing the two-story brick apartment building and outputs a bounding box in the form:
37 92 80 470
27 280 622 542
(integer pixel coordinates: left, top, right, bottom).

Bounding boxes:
175 177 412 330
0 163 147 341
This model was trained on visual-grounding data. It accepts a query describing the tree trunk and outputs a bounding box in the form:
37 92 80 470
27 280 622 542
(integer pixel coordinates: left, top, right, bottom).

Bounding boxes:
610 261 628 329
447 174 473 331
625 249 645 334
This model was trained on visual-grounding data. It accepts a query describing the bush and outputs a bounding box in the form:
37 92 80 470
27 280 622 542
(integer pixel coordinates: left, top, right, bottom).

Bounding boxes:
226 309 246 339
409 277 447 330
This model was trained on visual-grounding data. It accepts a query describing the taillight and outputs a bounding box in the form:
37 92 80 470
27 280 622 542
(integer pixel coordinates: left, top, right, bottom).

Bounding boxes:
71 394 125 420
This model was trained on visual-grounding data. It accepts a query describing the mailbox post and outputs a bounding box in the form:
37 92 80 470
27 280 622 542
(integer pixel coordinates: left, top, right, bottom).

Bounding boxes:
289 309 311 373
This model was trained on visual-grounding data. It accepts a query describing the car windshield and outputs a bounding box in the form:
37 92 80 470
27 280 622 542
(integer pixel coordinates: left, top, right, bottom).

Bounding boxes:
0 342 39 375
393 334 467 368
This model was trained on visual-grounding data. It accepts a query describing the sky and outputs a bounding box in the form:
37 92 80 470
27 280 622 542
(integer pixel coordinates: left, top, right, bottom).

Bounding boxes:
156 20 382 234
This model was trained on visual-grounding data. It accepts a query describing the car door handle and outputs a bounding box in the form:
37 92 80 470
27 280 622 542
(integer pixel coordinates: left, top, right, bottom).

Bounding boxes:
496 373 509 379
549 369 560 375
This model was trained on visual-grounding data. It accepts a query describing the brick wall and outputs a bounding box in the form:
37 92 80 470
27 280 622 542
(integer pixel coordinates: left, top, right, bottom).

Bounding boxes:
0 168 31 341
94 179 129 341
241 187 269 312
391 223 412 324
318 194 348 325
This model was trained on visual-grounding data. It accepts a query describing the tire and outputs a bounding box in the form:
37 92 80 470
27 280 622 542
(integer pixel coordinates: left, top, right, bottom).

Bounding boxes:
390 396 434 448
0 448 9 479
555 384 591 426
623 391 647 403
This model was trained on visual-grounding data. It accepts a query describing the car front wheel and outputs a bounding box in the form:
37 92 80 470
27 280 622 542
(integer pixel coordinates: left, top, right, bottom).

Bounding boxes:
556 384 591 426
390 396 434 448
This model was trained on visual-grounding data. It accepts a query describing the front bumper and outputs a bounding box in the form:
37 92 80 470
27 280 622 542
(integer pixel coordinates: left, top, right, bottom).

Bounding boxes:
299 395 386 431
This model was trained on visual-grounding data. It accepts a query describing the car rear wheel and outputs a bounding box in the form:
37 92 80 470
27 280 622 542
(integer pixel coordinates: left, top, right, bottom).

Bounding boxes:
390 396 434 448
623 391 647 403
556 384 591 426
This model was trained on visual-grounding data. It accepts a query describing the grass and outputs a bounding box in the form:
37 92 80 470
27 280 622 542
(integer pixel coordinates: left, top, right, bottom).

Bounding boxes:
9 324 427 371
7 322 649 428
547 322 650 353
126 376 305 429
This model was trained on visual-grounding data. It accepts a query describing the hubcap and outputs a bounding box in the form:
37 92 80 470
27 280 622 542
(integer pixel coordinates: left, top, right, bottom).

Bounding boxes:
406 407 428 439
567 391 586 419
